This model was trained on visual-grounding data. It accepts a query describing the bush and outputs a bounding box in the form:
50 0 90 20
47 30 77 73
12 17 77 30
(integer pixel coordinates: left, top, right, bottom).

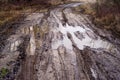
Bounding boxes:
95 0 120 17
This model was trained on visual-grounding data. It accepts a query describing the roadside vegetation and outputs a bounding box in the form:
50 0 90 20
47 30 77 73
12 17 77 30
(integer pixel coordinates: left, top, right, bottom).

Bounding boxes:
0 68 9 79
0 0 73 26
1 0 119 33
93 0 120 33
0 0 53 26
75 0 120 35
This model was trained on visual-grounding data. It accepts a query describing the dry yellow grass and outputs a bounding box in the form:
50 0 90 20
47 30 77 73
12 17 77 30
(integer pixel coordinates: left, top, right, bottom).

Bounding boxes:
74 2 120 34
0 2 50 26
0 11 21 26
74 3 95 15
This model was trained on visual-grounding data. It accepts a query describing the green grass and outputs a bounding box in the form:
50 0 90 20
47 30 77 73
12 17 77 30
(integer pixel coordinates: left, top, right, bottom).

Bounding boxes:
0 68 9 78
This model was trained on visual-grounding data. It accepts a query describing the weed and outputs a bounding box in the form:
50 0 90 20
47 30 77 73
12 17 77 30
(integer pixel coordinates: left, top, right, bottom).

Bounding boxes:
0 68 9 78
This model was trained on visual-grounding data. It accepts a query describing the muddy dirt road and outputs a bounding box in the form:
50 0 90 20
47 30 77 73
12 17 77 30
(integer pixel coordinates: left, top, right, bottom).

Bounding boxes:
0 2 120 80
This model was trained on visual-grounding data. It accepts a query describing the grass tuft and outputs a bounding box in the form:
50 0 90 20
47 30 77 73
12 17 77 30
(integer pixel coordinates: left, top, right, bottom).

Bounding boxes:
0 68 9 78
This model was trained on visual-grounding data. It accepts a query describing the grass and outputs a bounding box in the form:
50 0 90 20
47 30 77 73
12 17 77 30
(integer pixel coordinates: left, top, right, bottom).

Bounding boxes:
74 3 95 15
75 2 120 35
0 0 77 26
0 1 52 26
0 11 21 26
0 68 9 78
93 14 119 29
92 2 120 34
